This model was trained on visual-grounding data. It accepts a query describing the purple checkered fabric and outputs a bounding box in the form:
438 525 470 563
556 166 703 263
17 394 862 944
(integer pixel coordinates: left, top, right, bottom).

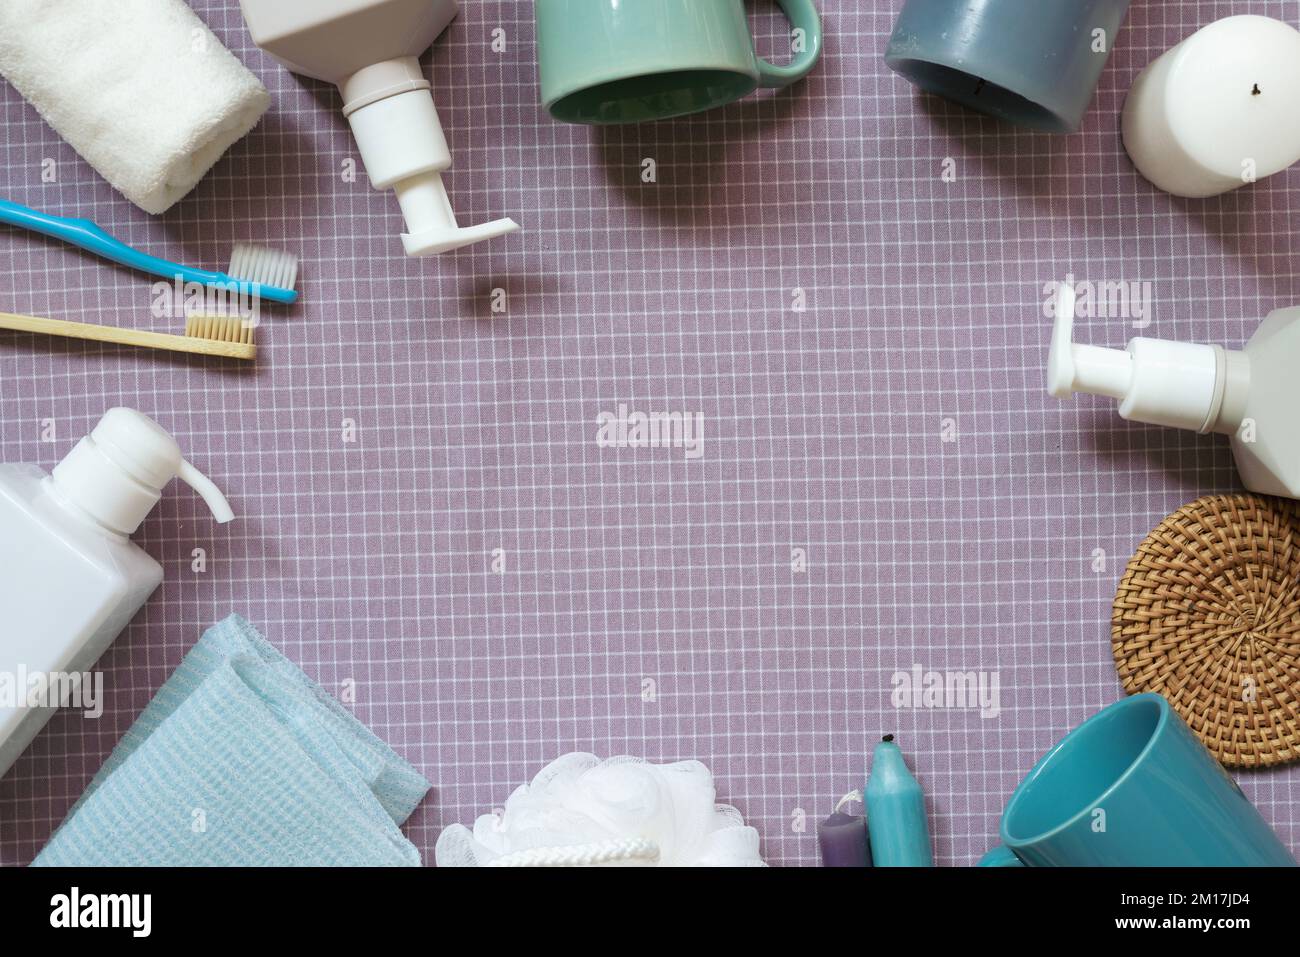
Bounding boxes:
1 1 1297 866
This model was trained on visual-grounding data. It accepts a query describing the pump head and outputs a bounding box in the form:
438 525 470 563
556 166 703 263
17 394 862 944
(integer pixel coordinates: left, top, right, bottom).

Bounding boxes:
51 408 234 535
238 0 519 256
342 72 520 255
1046 281 1242 434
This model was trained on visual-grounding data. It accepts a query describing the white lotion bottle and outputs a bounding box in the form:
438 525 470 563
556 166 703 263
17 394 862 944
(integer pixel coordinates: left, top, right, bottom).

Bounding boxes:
1047 283 1300 499
239 0 519 255
0 408 233 778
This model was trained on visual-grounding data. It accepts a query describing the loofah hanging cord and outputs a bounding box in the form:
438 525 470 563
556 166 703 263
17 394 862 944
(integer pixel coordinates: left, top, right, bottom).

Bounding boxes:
485 837 661 867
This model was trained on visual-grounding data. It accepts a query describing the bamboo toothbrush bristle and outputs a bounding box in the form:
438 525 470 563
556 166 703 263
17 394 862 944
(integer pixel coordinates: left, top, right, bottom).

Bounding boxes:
185 314 255 346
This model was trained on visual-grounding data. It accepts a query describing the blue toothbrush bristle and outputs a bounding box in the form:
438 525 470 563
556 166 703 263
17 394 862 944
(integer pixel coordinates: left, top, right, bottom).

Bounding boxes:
228 243 299 296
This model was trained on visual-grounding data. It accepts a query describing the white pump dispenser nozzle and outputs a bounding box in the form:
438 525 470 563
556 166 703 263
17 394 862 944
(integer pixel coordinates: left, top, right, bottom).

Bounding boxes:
342 58 519 256
238 0 518 257
51 408 234 535
1047 282 1233 433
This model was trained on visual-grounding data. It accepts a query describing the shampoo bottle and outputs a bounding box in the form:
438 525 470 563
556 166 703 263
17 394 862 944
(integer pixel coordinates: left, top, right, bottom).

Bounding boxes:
0 408 233 778
239 0 519 256
1048 282 1300 499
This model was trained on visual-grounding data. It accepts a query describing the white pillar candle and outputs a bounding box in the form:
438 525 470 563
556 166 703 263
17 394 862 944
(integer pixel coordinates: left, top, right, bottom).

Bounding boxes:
1123 16 1300 198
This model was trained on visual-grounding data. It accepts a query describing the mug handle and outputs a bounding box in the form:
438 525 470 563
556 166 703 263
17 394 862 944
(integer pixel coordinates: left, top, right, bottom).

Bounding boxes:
976 844 1025 867
754 0 823 89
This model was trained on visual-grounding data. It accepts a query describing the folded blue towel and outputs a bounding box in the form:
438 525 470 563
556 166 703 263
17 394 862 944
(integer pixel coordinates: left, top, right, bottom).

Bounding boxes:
34 614 430 866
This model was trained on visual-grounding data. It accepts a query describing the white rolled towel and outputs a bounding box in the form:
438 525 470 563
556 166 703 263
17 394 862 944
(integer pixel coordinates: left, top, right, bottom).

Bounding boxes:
0 0 270 214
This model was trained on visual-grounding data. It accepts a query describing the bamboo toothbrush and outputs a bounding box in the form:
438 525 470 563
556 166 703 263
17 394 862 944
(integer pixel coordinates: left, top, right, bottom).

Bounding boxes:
0 311 256 360
0 199 299 305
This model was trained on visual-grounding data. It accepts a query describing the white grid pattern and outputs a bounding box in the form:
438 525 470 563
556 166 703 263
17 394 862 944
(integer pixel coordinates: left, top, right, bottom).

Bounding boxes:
1 0 1298 866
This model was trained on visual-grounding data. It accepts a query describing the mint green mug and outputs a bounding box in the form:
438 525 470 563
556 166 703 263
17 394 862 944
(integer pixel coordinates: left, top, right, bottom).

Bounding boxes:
536 0 823 124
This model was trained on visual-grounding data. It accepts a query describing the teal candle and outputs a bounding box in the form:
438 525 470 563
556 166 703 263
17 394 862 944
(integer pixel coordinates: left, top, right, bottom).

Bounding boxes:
866 735 934 867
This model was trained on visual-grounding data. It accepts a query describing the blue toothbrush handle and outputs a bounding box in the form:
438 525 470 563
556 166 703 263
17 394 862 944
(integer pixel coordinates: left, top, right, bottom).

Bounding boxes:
0 199 224 285
0 199 295 304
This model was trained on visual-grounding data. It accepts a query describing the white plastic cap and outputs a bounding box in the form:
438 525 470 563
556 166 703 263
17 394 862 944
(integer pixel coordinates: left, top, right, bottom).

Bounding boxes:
1047 282 1224 433
51 408 234 536
346 88 519 256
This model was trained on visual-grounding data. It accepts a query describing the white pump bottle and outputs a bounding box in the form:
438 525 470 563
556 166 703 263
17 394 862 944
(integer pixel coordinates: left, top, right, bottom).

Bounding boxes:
239 0 519 256
1047 282 1300 499
0 408 233 778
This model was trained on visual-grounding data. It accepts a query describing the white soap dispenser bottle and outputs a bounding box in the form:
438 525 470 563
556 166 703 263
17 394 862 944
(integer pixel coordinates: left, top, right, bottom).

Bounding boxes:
1047 282 1300 499
0 408 233 778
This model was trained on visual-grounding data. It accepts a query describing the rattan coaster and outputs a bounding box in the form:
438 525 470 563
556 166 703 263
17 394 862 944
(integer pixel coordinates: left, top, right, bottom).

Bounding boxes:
1113 494 1300 769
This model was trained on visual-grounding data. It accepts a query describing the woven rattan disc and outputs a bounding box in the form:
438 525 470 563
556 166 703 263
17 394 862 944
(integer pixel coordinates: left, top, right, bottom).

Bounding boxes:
1113 494 1300 768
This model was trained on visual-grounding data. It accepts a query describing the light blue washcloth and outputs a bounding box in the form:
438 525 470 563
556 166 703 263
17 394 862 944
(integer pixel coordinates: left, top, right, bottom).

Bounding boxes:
34 614 430 867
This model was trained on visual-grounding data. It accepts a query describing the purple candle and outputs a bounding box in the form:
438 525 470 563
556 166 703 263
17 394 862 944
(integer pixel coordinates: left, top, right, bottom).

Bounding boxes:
818 812 871 867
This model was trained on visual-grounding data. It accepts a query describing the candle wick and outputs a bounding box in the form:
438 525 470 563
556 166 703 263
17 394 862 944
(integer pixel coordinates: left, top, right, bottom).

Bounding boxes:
1252 83 1262 96
834 789 863 814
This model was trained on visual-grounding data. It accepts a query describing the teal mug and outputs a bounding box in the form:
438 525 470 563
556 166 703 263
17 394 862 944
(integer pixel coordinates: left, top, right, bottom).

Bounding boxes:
535 0 823 124
979 694 1295 867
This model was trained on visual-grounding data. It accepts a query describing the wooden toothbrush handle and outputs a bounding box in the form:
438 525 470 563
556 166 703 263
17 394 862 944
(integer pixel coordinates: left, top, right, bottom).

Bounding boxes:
0 311 254 360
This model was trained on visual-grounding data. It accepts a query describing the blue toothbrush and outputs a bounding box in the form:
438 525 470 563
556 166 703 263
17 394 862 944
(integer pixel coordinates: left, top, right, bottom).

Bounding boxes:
0 199 299 305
